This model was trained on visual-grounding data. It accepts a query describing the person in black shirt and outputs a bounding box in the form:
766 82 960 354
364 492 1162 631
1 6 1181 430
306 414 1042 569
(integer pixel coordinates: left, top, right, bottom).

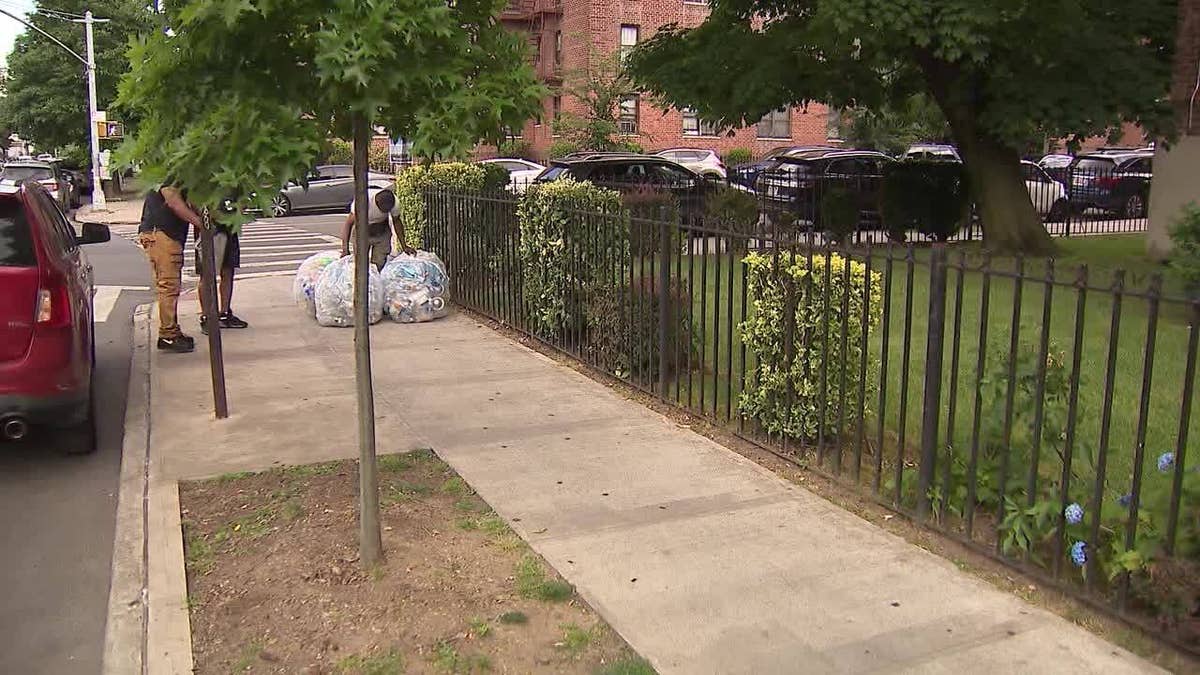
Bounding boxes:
138 181 205 353
196 197 249 333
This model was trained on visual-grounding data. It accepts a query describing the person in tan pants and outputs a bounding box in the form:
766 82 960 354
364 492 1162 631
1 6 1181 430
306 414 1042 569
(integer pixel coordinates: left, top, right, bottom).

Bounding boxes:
138 181 206 352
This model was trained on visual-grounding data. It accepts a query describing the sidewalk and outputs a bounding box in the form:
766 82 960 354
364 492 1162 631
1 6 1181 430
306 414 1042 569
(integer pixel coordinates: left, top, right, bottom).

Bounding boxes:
126 276 1162 674
77 197 143 226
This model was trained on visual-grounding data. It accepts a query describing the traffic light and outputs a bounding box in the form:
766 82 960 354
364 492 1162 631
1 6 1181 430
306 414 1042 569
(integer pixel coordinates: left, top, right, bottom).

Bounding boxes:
96 121 124 139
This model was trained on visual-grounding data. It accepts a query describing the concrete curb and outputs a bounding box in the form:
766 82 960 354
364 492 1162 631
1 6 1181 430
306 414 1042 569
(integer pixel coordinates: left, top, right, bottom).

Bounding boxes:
102 304 151 675
101 302 195 675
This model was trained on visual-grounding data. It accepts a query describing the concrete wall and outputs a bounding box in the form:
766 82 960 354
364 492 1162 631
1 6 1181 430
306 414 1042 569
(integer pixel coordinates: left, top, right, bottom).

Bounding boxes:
1147 137 1200 260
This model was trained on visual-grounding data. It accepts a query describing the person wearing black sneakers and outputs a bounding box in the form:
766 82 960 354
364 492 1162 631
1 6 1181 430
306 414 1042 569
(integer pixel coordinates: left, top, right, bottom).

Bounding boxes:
138 179 206 353
197 197 250 334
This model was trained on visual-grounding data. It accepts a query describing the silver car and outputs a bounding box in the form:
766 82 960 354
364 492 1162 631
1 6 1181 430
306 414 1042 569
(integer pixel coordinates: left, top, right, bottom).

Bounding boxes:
269 164 394 217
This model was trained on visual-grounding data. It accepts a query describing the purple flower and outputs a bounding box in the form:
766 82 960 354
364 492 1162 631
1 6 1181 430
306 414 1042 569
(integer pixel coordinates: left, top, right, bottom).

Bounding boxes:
1117 494 1132 508
1158 452 1176 473
1070 541 1088 567
1064 503 1084 525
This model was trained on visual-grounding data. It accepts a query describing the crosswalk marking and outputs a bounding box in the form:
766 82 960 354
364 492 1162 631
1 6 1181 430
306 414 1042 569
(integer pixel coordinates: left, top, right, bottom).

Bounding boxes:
93 285 149 323
114 222 342 283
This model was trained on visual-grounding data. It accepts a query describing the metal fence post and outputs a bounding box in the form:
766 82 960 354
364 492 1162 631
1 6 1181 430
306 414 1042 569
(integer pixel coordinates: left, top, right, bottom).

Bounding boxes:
917 243 948 519
446 190 458 302
657 206 671 399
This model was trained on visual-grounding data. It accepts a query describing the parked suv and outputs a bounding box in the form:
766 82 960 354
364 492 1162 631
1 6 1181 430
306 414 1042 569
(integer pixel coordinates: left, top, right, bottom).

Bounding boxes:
654 148 726 180
0 181 109 451
534 152 713 222
756 149 894 228
1067 151 1153 218
0 161 73 211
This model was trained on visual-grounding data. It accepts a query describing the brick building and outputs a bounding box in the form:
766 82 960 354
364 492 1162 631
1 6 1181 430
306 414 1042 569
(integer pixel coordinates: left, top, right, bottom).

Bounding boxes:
497 0 838 161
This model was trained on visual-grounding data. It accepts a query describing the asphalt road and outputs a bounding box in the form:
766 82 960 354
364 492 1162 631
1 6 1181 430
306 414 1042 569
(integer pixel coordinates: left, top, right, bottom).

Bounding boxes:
0 211 348 674
0 222 150 675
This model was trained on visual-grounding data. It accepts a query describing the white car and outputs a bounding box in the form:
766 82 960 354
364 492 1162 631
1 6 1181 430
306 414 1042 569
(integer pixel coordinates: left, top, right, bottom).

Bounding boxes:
653 148 726 180
1021 160 1069 221
480 158 545 194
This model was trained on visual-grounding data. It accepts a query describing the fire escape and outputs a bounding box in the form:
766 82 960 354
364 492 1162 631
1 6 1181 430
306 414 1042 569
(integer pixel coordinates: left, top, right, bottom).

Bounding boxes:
501 0 563 85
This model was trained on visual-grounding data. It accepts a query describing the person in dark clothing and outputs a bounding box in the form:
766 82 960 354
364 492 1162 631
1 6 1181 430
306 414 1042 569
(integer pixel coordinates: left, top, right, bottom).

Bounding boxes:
196 197 249 334
138 181 206 353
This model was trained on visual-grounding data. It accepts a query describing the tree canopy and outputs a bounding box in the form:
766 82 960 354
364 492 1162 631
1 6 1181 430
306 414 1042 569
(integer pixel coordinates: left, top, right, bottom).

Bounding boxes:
842 94 949 156
117 0 544 216
0 0 153 159
628 0 1177 253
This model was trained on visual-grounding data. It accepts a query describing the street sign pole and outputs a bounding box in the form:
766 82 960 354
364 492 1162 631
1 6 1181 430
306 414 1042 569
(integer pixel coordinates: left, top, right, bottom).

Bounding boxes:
83 11 106 207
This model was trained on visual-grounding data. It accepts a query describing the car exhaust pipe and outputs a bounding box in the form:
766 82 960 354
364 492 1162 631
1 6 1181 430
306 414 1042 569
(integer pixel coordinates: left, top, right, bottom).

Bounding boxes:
1 415 29 441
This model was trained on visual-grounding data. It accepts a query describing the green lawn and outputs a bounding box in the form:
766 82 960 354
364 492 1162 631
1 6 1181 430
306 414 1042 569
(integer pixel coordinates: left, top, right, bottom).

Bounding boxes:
652 235 1195 514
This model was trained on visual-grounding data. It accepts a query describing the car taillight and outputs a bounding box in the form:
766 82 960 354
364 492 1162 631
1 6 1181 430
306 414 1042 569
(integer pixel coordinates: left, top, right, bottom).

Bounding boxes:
35 276 70 326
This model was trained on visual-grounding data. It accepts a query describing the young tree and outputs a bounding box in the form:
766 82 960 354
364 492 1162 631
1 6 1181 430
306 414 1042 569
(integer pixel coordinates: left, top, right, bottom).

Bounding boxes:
628 1 1176 254
118 0 543 566
553 52 637 152
0 0 152 158
842 94 950 156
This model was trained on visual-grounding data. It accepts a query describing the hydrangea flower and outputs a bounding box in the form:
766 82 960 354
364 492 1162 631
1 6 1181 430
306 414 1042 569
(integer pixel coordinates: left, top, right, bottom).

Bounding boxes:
1070 541 1088 567
1064 503 1084 525
1117 494 1132 508
1158 452 1175 473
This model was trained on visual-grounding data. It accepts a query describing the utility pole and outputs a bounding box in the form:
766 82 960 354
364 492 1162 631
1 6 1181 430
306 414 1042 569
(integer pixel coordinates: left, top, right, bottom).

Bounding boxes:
81 11 107 207
0 8 109 207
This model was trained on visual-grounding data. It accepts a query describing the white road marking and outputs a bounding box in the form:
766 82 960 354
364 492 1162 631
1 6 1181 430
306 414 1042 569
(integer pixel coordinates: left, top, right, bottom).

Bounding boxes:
93 285 149 323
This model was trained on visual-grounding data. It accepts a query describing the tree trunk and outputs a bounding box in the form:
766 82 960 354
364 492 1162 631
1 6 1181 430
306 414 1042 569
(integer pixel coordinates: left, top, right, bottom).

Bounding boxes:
918 54 1055 256
352 115 384 568
957 134 1055 255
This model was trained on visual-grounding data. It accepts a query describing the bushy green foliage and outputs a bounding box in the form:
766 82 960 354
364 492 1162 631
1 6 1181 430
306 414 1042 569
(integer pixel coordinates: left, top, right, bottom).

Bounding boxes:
498 139 536 161
479 162 512 192
703 187 760 251
549 140 581 159
586 278 694 381
1169 202 1200 294
818 185 860 243
517 178 625 339
881 161 968 242
368 143 391 173
739 252 883 440
723 148 754 166
325 138 354 165
621 186 681 256
398 163 489 249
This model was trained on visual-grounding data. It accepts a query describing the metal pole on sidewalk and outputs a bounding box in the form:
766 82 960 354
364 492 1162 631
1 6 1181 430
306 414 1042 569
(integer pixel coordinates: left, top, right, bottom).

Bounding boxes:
352 115 383 567
82 11 107 208
198 221 228 419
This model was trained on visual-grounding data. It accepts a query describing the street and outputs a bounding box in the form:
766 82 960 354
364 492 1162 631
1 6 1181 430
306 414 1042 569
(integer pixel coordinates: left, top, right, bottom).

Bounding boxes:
0 210 339 674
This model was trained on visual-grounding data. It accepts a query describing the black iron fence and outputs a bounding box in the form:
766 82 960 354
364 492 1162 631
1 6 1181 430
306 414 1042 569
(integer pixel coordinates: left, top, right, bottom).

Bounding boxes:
421 185 1196 654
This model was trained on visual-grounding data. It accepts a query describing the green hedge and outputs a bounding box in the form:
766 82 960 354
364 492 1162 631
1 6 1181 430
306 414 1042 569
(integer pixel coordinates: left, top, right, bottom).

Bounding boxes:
739 252 883 440
398 162 491 249
880 161 967 242
586 278 694 381
723 147 753 166
517 178 625 339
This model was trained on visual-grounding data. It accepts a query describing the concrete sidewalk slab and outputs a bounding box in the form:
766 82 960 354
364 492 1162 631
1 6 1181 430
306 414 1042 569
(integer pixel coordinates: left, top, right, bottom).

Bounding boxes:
141 276 1163 674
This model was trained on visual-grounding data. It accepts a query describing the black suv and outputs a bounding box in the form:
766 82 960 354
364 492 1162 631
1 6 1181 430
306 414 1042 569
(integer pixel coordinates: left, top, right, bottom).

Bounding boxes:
534 152 712 222
755 149 894 228
1066 150 1153 218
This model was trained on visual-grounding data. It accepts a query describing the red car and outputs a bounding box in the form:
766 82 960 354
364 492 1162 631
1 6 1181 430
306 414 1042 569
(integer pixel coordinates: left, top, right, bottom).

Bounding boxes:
0 181 109 452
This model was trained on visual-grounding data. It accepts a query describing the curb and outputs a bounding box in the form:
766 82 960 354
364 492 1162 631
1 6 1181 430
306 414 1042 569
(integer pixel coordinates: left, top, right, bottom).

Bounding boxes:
101 303 195 675
102 304 151 675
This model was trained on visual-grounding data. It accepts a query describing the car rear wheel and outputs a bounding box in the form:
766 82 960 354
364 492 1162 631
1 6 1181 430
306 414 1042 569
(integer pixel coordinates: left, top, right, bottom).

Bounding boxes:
1123 194 1147 219
270 194 292 218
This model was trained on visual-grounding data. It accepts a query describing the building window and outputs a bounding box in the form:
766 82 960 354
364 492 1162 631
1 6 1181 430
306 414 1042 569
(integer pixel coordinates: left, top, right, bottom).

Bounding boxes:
554 31 562 66
552 96 562 122
682 108 719 137
757 107 791 139
619 96 639 134
620 25 639 62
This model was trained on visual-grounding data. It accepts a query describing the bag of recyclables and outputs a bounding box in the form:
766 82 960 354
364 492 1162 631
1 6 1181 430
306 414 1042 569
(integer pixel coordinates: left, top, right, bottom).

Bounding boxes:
314 255 385 327
293 250 342 318
380 251 450 323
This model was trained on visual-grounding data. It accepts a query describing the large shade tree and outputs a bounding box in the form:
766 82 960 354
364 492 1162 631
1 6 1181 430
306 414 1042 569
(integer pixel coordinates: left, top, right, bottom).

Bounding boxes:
118 0 543 565
0 0 154 162
628 0 1177 253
